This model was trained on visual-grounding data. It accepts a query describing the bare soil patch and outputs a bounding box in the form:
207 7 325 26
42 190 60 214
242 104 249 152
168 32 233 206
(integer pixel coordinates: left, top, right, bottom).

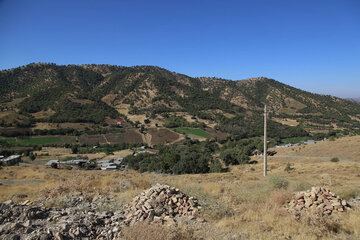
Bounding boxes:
107 130 143 143
147 128 180 145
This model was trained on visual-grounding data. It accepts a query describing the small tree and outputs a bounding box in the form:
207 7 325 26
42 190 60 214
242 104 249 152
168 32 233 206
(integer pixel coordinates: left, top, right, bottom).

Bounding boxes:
284 162 293 172
71 145 79 154
29 153 36 161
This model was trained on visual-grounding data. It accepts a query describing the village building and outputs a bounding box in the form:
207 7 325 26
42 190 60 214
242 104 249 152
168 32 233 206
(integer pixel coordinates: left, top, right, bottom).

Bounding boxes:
304 140 315 145
98 158 127 170
0 155 22 166
252 149 262 156
45 159 89 168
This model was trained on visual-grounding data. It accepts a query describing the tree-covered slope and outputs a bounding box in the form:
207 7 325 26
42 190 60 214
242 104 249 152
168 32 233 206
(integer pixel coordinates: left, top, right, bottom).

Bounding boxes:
1 63 359 135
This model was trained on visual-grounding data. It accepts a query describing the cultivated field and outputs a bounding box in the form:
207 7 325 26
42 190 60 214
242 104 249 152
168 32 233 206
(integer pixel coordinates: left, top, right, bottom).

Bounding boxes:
1 136 360 239
147 128 181 145
174 127 210 137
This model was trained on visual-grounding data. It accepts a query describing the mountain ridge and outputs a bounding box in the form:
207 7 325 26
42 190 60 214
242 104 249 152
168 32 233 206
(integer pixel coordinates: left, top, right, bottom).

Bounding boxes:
1 63 359 137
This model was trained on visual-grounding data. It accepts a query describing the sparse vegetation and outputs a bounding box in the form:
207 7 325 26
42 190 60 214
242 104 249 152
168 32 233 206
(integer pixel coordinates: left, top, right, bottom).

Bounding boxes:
1 64 360 239
174 127 209 137
284 162 294 172
268 175 289 189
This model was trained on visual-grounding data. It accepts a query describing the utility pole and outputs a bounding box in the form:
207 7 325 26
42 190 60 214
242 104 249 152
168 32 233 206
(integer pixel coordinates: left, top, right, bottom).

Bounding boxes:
264 104 267 176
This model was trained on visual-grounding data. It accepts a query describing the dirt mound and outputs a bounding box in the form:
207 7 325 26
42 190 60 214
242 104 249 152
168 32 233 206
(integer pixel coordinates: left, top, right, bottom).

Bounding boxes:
124 183 203 225
288 186 351 218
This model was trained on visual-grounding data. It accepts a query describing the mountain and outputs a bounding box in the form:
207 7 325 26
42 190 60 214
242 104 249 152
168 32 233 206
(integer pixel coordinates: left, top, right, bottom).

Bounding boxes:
1 63 360 138
347 97 360 104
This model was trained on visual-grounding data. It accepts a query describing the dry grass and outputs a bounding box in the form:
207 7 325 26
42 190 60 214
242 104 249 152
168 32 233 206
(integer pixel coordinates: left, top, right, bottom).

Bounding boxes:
273 117 299 126
1 136 360 239
273 135 360 162
121 222 194 240
31 109 56 119
32 122 94 130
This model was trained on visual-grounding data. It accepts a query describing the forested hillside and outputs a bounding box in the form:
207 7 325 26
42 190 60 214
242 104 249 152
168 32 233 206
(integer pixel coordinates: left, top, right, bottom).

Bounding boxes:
1 63 360 138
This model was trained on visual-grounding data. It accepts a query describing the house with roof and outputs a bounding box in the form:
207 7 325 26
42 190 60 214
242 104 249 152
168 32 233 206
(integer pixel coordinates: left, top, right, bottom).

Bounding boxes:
252 149 262 156
0 155 22 166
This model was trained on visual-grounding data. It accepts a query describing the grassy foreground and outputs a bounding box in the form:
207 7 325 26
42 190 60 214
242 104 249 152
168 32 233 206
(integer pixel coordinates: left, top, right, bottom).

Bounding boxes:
1 136 360 239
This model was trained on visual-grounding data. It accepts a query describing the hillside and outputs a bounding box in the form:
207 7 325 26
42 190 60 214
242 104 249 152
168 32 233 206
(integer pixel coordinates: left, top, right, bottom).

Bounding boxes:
347 97 360 104
1 63 360 139
1 135 360 239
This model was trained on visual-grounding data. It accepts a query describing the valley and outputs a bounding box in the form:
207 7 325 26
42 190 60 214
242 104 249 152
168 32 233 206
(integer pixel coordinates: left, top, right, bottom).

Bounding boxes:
1 63 360 239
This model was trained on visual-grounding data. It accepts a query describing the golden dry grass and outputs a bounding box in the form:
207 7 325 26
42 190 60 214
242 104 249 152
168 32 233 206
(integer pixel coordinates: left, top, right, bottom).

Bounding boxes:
32 122 94 130
1 136 360 239
273 118 299 126
31 147 106 161
273 135 360 162
31 109 56 119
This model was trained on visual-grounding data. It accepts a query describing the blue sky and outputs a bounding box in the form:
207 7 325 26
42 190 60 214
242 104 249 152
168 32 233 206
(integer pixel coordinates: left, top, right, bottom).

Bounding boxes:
0 0 359 98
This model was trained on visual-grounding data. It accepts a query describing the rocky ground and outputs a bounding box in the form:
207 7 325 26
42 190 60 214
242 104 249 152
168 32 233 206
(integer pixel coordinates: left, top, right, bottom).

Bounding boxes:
1 184 359 240
0 184 203 240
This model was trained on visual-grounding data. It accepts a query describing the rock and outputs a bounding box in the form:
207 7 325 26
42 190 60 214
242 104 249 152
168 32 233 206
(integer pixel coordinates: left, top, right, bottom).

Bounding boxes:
288 186 351 218
123 183 202 225
12 235 21 240
3 200 13 205
0 184 202 239
54 232 63 240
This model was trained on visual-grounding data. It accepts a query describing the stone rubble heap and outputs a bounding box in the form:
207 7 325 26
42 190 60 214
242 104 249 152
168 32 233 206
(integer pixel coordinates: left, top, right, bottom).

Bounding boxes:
0 184 203 240
124 183 203 225
288 186 351 217
0 198 125 240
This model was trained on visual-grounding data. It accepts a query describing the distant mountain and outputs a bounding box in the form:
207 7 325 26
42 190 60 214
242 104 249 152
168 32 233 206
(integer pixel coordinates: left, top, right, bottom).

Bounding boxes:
347 97 360 104
0 63 359 137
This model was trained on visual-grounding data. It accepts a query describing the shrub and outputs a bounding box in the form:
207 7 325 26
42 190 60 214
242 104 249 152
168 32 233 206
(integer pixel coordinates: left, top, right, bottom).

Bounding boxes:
337 188 359 200
330 157 339 162
268 175 289 189
71 145 79 154
284 162 293 172
29 153 36 161
292 181 311 191
209 159 223 173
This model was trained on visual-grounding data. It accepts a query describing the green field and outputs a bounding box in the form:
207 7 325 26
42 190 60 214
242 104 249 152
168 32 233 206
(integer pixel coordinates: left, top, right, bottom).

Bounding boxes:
174 128 210 137
281 136 309 144
4 136 62 145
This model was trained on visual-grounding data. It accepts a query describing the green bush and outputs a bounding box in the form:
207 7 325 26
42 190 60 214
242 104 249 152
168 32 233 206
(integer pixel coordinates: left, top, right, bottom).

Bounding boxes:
124 140 218 174
330 157 339 162
284 162 294 172
209 159 223 173
337 188 359 200
268 175 289 189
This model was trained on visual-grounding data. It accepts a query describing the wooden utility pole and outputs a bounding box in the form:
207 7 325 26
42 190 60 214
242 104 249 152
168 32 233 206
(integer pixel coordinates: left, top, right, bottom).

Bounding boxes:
264 104 267 176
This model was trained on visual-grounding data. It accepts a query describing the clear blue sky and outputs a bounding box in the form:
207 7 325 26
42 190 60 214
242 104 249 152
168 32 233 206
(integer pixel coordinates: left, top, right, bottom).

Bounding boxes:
1 0 359 98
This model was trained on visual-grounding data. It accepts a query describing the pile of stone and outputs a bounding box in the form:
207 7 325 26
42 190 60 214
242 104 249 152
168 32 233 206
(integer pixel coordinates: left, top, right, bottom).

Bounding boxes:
124 183 203 225
288 186 351 217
